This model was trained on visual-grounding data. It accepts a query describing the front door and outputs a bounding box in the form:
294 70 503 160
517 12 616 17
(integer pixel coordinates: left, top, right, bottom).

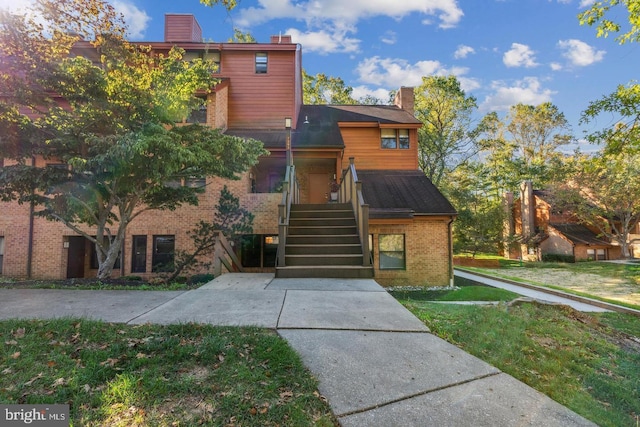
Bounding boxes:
308 173 329 204
66 236 86 278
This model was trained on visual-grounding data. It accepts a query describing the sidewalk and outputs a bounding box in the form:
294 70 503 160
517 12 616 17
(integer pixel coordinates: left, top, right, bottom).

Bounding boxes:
0 273 596 426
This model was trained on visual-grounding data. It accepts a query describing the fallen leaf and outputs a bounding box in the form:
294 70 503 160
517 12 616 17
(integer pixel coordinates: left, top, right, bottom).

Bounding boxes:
47 361 57 368
2 368 13 375
218 354 225 362
5 340 17 345
13 328 25 339
136 353 147 359
52 378 66 387
100 358 120 367
24 373 43 386
83 384 91 393
11 352 20 359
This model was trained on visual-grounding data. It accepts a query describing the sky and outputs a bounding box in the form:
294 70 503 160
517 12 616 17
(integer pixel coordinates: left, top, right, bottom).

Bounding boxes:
2 0 638 148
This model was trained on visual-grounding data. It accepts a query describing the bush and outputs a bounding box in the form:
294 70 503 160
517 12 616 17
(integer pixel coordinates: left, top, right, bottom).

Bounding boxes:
541 253 576 263
188 274 215 285
121 275 142 281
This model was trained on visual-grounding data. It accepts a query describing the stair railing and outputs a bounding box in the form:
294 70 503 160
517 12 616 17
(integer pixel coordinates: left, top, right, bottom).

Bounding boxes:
213 231 244 276
277 165 299 267
339 157 371 266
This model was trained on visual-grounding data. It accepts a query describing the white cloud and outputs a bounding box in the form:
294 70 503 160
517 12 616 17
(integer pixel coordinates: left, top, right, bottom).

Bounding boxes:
557 39 605 67
579 0 595 8
550 62 563 71
351 85 393 103
380 30 397 45
112 1 149 40
503 43 538 68
289 26 360 54
454 44 475 59
480 77 555 112
0 0 32 11
354 56 480 93
236 0 463 29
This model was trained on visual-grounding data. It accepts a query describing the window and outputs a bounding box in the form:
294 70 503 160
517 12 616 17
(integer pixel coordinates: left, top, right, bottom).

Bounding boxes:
0 236 4 275
255 53 267 74
89 237 121 270
131 235 147 273
381 129 410 149
185 176 206 188
378 234 405 269
152 235 175 272
239 235 278 267
186 95 207 123
587 248 606 261
184 50 221 73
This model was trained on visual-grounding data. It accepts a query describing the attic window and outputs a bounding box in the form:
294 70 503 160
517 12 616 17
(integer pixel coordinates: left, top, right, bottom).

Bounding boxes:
255 52 267 74
381 129 410 149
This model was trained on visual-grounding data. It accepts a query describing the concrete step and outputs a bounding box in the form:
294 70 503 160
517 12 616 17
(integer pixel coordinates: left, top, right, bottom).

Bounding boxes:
275 265 375 279
285 254 363 266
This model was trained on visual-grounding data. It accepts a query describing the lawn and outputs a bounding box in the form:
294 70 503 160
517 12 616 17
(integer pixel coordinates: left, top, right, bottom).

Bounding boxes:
393 297 640 427
0 319 336 426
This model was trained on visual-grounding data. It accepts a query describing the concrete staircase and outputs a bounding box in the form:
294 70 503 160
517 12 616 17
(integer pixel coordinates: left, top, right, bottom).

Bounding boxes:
275 203 374 279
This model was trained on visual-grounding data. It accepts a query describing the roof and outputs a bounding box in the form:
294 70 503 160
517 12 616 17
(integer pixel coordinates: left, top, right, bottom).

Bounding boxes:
224 129 288 149
549 223 612 246
357 170 457 219
293 105 422 149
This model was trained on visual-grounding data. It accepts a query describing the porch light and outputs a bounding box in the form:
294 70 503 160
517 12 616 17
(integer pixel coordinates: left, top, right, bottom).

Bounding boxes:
284 117 292 129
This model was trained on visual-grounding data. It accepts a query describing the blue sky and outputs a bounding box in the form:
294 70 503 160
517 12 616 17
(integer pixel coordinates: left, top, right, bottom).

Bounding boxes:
3 0 638 144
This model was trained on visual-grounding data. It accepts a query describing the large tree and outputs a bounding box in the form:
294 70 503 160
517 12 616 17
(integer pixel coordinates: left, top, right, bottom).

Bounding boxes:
0 0 266 279
302 70 358 105
414 75 480 187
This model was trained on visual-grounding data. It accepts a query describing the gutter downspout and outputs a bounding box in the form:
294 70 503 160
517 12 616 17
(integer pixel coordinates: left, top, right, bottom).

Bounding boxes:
27 155 36 278
447 217 454 288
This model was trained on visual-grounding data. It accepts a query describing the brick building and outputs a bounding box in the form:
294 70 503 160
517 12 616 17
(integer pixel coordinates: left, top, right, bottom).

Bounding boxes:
0 14 456 287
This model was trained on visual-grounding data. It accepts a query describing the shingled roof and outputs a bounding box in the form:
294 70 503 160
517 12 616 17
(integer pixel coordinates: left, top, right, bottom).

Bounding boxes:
549 223 612 246
357 170 457 219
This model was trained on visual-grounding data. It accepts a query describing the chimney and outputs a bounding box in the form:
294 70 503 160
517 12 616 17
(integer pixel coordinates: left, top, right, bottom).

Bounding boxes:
164 14 203 43
520 181 535 239
270 34 292 44
394 87 414 115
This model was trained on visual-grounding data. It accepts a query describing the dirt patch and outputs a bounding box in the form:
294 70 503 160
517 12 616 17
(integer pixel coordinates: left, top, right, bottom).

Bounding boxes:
500 268 640 306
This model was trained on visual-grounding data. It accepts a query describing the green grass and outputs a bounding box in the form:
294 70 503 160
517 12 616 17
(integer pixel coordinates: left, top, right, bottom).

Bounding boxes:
0 319 336 426
389 285 520 302
393 299 640 427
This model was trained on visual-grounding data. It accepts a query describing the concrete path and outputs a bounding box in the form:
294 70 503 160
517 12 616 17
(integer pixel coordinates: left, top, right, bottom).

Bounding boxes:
0 274 596 426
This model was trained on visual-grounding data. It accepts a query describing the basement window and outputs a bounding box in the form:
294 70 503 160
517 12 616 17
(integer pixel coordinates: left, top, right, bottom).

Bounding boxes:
152 235 175 272
378 234 405 270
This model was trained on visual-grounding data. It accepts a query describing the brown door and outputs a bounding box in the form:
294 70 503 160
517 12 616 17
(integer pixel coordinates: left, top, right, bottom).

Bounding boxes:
66 236 86 278
308 173 329 204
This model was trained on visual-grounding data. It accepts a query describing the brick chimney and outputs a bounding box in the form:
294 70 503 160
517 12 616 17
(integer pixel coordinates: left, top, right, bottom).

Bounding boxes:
394 87 414 115
164 14 202 43
270 34 293 44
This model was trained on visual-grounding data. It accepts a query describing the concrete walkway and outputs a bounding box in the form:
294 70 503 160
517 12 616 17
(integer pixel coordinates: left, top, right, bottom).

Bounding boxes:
0 274 596 426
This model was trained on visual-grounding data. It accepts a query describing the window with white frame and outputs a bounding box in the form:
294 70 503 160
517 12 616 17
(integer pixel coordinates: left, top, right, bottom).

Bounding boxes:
378 234 405 269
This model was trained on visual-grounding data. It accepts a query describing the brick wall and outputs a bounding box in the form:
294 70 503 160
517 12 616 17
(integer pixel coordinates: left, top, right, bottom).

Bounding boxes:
370 216 452 287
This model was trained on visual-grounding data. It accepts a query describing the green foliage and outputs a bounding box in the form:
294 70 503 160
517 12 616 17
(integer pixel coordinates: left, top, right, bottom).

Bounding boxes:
302 70 358 105
414 75 480 187
199 0 237 9
0 0 266 279
579 0 640 44
188 273 215 285
0 319 334 425
397 302 640 427
228 28 256 43
541 253 576 263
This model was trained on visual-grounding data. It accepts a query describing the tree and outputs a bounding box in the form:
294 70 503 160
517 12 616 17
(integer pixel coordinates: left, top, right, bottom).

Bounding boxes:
553 147 640 259
579 0 640 44
414 75 480 187
302 70 358 105
228 28 256 43
0 0 266 279
505 103 572 169
167 186 254 282
200 0 237 9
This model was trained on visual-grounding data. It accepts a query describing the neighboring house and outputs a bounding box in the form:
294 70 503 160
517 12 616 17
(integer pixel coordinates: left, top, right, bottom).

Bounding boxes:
0 14 456 287
505 181 628 261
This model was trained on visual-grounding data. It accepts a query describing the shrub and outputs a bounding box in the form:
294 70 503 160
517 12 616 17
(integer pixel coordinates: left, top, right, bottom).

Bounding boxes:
541 253 576 263
188 274 215 285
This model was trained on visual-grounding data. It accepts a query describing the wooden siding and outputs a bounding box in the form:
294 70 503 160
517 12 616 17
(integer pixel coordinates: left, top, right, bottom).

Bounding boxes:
220 50 297 129
164 14 202 43
341 127 419 170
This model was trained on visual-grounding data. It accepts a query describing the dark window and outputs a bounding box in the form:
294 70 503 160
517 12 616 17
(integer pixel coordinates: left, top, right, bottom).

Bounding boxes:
239 234 278 267
186 95 207 123
0 236 4 275
152 235 175 272
90 237 121 270
255 52 267 74
381 129 410 149
398 129 410 149
131 235 147 273
185 176 206 188
379 234 405 270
